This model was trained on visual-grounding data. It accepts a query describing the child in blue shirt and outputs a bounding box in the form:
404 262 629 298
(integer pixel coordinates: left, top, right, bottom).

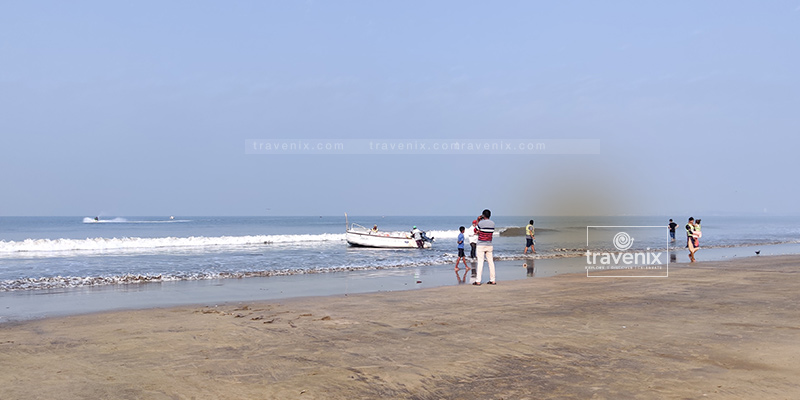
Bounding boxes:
455 226 469 271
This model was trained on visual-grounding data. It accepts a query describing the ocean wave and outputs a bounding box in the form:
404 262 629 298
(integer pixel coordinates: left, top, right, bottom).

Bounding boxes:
495 226 557 236
424 229 460 239
82 217 190 224
0 250 593 291
4 240 799 291
424 227 557 239
0 259 446 292
0 233 346 256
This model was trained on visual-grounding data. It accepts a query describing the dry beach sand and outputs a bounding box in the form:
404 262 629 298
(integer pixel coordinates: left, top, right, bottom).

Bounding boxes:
2 255 800 399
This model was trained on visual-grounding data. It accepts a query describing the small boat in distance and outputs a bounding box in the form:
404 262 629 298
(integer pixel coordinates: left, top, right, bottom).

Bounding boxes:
345 213 432 248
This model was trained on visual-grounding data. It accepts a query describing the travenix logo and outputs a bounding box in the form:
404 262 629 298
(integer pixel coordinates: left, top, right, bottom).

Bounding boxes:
613 231 633 251
585 226 668 278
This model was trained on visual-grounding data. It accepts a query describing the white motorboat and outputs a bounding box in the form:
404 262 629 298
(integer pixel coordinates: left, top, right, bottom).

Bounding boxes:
344 214 432 248
346 223 432 248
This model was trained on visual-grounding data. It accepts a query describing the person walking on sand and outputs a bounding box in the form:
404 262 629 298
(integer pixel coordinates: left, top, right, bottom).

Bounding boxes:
524 219 536 254
668 219 678 242
455 226 469 271
686 217 700 262
467 220 478 259
473 209 496 286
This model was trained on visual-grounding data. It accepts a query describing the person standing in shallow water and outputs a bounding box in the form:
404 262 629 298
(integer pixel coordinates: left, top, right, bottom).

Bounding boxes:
455 226 469 271
467 220 478 259
668 219 678 242
411 226 423 248
524 219 536 254
473 209 496 286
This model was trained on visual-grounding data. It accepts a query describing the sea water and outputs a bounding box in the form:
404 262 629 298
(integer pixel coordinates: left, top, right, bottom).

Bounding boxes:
2 215 798 292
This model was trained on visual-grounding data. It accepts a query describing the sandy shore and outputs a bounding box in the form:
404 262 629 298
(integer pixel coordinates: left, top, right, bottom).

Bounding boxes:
2 255 800 399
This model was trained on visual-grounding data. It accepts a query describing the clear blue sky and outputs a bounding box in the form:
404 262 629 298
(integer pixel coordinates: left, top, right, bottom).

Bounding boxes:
1 1 798 216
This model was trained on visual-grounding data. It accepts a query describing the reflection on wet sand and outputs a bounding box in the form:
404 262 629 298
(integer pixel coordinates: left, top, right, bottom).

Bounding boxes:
524 258 536 277
470 260 477 283
454 268 470 284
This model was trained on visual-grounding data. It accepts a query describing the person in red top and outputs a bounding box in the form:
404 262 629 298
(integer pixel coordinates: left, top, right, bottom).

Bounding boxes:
473 209 496 286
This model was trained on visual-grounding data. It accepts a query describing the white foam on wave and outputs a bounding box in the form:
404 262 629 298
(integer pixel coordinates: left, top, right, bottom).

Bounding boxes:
0 250 587 291
0 233 346 256
82 217 190 224
423 227 521 239
425 229 460 239
83 217 129 223
0 250 459 291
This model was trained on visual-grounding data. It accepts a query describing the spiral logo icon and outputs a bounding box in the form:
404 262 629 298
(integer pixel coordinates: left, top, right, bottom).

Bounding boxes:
613 231 634 251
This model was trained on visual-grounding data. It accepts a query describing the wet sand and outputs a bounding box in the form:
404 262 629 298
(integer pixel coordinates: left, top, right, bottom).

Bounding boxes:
2 255 799 399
